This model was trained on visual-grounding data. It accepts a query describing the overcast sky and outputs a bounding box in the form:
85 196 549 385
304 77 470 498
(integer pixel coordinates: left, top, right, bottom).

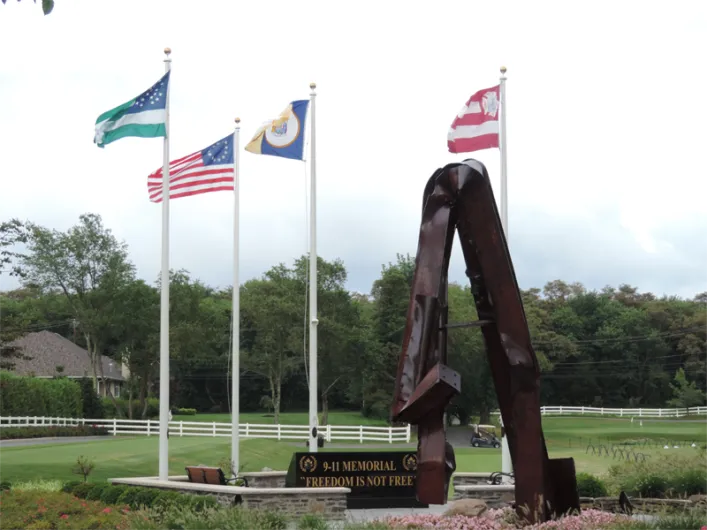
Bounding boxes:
1 0 705 300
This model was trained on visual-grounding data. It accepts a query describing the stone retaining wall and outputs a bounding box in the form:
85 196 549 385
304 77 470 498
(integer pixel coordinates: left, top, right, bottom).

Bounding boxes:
453 488 701 516
582 496 699 514
240 471 287 488
108 476 349 521
452 472 494 487
453 485 515 508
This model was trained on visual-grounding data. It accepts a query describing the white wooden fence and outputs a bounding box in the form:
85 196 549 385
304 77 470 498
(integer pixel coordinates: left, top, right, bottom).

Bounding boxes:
0 416 412 444
492 406 707 418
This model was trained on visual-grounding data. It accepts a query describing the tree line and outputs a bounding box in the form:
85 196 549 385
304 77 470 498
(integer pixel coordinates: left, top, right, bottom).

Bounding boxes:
1 214 705 423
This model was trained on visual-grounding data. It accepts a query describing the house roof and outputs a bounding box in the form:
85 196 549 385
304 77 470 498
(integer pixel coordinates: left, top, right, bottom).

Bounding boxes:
8 330 125 381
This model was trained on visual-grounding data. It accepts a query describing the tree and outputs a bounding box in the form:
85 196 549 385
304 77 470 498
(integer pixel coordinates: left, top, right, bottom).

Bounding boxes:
241 265 303 423
445 283 495 424
109 279 159 418
0 220 30 369
1 0 54 15
14 214 135 410
365 253 415 419
667 368 706 408
291 255 364 425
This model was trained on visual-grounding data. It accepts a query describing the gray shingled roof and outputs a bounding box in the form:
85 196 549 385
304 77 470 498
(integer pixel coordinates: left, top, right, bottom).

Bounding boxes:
8 330 125 381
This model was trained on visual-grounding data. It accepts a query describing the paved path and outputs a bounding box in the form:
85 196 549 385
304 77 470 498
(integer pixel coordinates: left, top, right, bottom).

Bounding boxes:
0 436 121 448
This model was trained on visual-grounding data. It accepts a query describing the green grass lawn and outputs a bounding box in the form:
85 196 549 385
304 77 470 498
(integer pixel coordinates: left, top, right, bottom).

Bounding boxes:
172 411 388 426
1 414 704 484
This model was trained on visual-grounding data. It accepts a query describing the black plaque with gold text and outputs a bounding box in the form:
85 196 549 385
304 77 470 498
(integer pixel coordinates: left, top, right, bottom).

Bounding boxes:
286 451 427 509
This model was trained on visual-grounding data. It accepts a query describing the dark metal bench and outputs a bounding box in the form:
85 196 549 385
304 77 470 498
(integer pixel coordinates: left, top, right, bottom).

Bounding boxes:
185 465 248 487
488 471 515 485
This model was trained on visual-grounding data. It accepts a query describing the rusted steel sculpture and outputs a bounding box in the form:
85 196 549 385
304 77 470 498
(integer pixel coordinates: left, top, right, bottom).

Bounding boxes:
391 159 579 523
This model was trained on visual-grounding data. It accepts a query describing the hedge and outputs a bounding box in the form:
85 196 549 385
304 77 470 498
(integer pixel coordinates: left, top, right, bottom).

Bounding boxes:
0 371 82 417
0 425 110 440
64 481 219 511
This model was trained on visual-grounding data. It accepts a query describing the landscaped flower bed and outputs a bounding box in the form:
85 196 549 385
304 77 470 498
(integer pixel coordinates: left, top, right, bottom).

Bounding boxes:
375 508 637 530
0 425 110 440
0 489 132 529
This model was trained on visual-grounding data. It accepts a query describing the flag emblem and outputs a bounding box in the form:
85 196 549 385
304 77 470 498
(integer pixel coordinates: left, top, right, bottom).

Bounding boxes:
94 71 170 148
147 133 234 203
448 85 500 154
481 91 499 117
246 100 309 160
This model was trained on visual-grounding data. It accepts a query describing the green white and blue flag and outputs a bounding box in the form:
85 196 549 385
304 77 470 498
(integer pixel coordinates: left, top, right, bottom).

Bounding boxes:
94 71 170 148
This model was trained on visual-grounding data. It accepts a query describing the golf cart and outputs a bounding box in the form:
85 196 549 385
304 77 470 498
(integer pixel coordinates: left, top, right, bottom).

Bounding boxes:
469 424 501 448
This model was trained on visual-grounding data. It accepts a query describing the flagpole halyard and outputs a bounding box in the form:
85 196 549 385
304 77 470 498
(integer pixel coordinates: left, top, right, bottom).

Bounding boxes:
158 46 172 482
308 82 319 453
231 117 241 477
499 66 508 241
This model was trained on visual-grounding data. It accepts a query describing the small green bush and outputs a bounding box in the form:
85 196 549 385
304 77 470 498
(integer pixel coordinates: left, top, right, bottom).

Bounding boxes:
127 505 290 530
100 484 128 505
635 473 669 498
116 486 146 507
152 490 184 508
185 494 220 512
0 481 11 491
134 488 161 508
72 482 95 499
608 450 707 498
85 482 110 501
575 472 608 497
668 467 707 496
177 407 197 415
298 513 328 530
60 480 81 493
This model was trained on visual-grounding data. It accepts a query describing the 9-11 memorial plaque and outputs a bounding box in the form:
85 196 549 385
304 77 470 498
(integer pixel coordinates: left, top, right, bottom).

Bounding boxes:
286 451 428 509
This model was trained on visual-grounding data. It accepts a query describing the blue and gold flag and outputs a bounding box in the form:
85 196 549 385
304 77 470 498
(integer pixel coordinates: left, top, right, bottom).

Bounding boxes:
245 100 309 161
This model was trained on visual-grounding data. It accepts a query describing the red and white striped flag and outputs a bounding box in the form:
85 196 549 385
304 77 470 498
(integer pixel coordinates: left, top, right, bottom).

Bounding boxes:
147 134 235 203
447 85 500 153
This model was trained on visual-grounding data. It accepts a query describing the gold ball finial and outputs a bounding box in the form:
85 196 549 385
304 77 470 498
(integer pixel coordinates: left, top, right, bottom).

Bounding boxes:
164 47 172 56
310 82 317 90
500 66 507 74
235 117 241 124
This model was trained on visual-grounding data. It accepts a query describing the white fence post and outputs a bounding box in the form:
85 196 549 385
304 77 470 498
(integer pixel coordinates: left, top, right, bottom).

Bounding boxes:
180 421 183 437
359 425 363 444
277 424 281 441
388 426 393 444
147 419 151 436
212 422 216 437
620 408 623 417
113 418 117 436
406 424 411 443
246 423 250 437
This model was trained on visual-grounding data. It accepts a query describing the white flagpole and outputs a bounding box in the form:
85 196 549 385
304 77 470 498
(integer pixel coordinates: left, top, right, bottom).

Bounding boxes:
498 65 513 483
158 46 172 481
308 82 319 453
231 117 241 476
499 66 508 240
